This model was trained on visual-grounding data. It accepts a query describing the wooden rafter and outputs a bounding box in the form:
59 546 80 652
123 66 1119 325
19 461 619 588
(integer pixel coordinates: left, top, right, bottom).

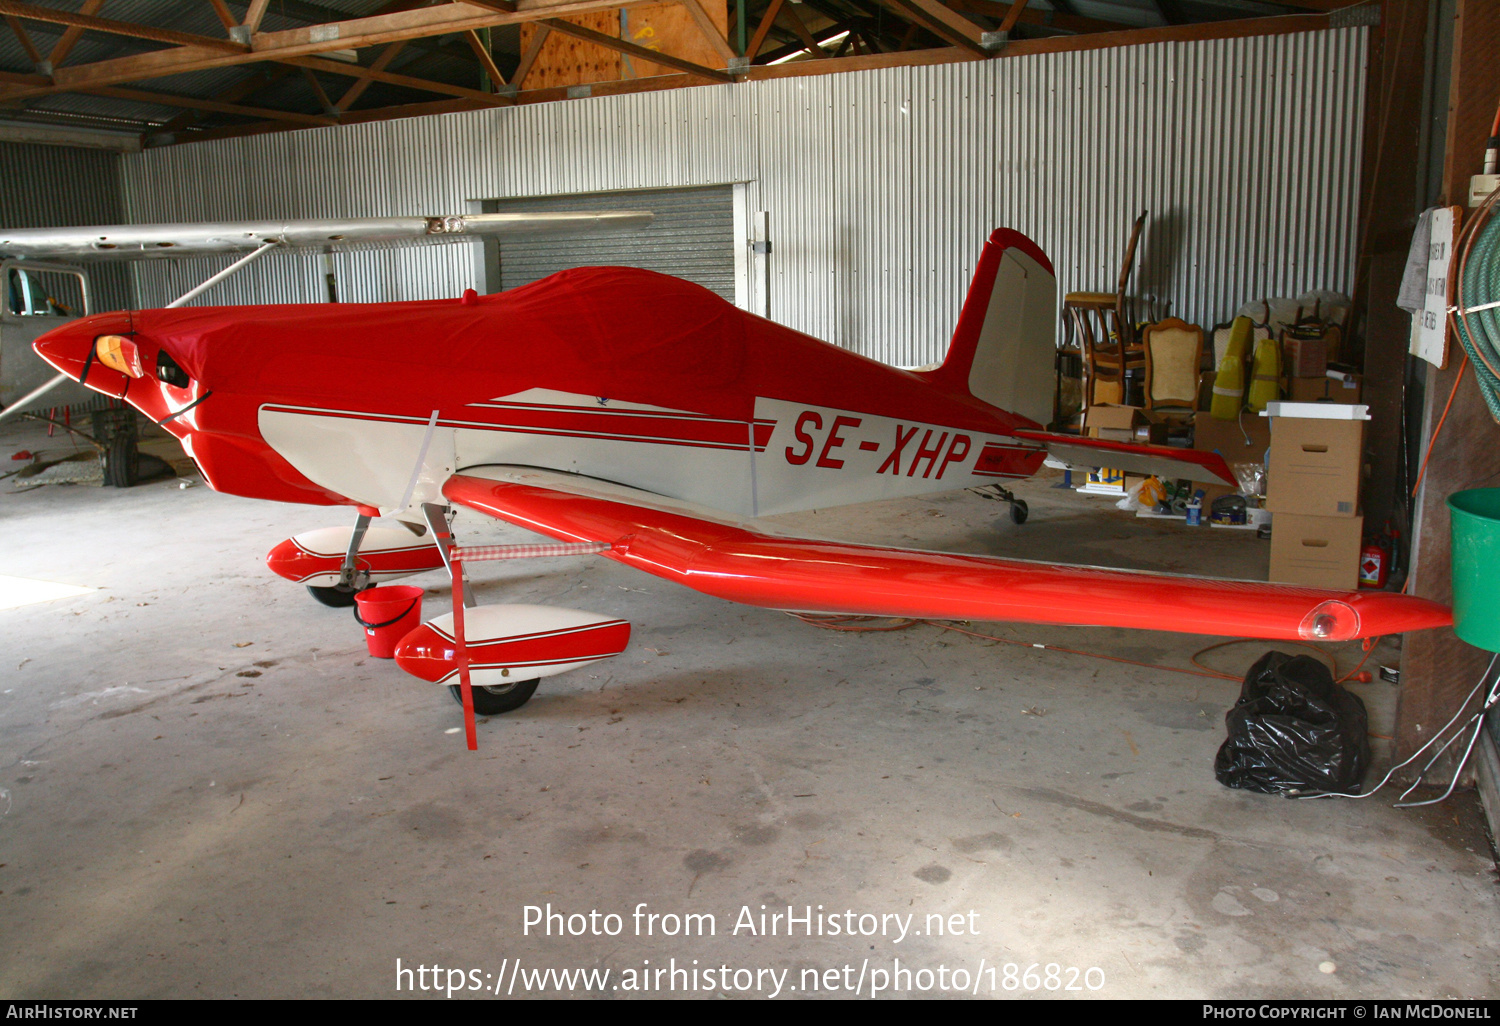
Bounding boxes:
0 0 248 55
4 14 42 66
0 68 47 86
998 0 1029 32
152 65 293 136
45 0 105 71
287 51 510 107
175 96 495 146
954 0 1135 34
332 40 409 111
463 29 508 88
1243 0 1366 8
88 84 336 126
0 1 654 101
454 0 519 13
242 0 272 32
678 0 737 65
510 24 550 89
757 19 856 64
880 0 989 57
149 5 1337 148
207 0 237 33
903 0 989 43
747 8 1330 74
301 66 337 115
537 18 735 82
745 0 786 60
779 3 830 59
0 0 1343 144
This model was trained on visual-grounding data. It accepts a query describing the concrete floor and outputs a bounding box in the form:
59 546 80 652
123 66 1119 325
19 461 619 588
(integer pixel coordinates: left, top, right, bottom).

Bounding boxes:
1 416 1496 1000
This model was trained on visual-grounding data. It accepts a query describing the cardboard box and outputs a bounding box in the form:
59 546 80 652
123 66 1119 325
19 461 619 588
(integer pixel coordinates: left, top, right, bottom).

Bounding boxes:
1269 513 1363 589
1193 410 1271 463
1264 417 1364 517
1283 335 1328 378
1086 404 1165 444
1287 372 1362 404
1086 404 1144 441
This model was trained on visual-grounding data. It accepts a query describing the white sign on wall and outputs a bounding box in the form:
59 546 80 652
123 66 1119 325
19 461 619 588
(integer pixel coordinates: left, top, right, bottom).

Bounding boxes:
1410 206 1459 368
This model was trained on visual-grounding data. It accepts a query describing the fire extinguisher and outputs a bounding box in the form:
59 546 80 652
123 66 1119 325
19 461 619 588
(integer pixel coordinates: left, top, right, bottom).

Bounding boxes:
1359 533 1391 589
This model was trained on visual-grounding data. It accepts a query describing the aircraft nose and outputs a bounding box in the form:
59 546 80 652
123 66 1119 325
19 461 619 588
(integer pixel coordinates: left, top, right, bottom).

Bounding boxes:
33 311 134 380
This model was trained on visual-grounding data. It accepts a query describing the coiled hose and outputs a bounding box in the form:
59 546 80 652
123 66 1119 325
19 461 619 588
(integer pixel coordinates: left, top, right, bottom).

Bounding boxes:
1455 197 1500 422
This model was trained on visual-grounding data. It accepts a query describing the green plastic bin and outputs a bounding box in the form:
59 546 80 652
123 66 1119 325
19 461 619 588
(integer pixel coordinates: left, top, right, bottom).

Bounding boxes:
1448 488 1500 652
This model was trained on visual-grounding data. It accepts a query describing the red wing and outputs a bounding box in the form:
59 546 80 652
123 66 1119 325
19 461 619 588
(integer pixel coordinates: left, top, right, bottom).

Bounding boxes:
1013 430 1238 486
443 468 1449 642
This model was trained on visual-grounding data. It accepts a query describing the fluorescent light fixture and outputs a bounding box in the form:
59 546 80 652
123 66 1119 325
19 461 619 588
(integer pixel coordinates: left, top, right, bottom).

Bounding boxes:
767 30 850 65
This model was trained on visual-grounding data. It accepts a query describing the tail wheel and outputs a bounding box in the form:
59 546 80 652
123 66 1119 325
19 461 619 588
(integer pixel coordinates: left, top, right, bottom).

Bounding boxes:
306 583 369 607
449 679 540 715
1010 499 1029 525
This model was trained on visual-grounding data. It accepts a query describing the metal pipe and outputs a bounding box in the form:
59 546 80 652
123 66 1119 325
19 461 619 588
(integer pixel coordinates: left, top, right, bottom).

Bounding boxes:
166 241 278 308
0 371 68 423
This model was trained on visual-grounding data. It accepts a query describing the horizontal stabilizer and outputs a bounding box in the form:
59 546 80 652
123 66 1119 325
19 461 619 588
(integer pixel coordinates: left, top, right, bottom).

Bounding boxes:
442 466 1450 642
1013 430 1238 486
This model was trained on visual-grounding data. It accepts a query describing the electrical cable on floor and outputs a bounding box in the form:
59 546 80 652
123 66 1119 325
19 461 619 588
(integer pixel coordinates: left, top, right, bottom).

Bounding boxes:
1293 652 1498 803
787 613 1377 685
1392 662 1500 808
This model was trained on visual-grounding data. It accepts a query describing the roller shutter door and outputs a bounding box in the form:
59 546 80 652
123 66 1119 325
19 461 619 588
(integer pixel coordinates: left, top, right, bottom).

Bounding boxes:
484 186 735 301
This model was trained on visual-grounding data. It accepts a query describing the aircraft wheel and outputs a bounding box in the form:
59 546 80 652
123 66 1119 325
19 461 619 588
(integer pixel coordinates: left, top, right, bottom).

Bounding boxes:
103 433 140 488
1010 499 1029 525
449 679 539 716
306 583 367 607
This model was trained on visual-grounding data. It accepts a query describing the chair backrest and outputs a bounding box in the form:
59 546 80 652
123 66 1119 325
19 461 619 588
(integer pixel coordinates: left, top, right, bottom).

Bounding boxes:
1143 317 1204 409
1116 210 1148 295
1211 321 1235 369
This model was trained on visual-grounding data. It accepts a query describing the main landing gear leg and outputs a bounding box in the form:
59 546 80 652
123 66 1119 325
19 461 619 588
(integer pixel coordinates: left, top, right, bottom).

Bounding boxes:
306 511 374 607
968 484 1029 525
421 502 475 608
421 501 518 742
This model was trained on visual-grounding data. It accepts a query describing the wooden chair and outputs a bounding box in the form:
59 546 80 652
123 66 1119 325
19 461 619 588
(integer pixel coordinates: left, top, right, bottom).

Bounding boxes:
1063 210 1148 408
1142 317 1204 418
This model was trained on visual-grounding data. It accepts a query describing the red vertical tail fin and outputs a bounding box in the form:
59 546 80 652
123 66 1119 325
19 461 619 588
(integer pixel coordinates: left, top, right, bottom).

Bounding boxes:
926 229 1057 428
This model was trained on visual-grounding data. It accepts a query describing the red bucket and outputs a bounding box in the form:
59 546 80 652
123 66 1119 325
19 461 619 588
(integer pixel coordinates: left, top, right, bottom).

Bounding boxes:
353 585 424 658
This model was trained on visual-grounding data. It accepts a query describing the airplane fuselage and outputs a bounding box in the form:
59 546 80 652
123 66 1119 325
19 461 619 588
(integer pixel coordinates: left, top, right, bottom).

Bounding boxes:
34 266 1048 519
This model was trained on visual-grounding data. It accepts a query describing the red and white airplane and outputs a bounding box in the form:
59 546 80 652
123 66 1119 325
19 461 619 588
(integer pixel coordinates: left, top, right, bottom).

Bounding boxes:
19 223 1451 745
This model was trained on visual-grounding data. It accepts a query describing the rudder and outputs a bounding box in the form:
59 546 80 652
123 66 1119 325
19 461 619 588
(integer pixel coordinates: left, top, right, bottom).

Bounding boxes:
929 228 1057 428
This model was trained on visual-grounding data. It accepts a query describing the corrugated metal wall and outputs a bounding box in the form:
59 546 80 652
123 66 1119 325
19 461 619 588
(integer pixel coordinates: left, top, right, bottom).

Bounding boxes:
0 141 132 313
122 26 1367 368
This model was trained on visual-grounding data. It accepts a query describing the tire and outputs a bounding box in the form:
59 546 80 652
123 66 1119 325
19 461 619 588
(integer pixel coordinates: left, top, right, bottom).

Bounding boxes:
103 433 140 488
306 583 367 607
449 679 540 716
1010 499 1029 525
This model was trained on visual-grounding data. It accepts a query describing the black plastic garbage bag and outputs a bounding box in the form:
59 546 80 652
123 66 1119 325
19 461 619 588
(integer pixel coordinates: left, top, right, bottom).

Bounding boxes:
1214 651 1370 794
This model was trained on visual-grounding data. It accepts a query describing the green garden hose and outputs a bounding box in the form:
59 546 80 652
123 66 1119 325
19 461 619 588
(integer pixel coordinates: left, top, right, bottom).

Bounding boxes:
1456 204 1500 422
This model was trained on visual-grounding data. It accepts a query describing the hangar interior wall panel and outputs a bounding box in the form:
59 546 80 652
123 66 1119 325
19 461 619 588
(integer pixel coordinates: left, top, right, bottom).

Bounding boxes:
484 185 736 299
121 27 1366 370
0 141 131 314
